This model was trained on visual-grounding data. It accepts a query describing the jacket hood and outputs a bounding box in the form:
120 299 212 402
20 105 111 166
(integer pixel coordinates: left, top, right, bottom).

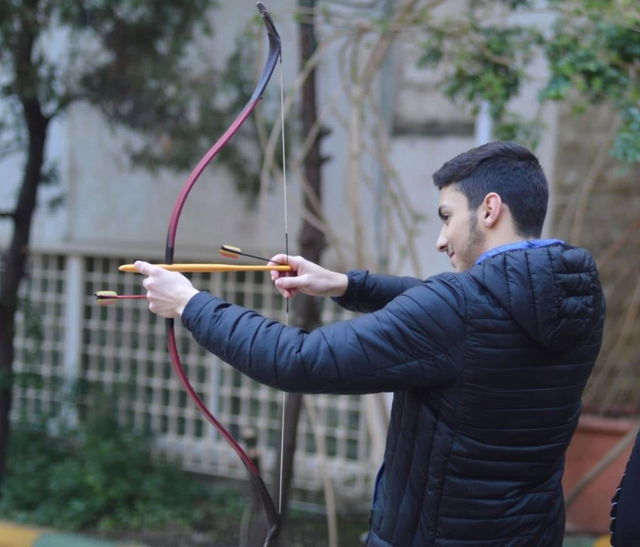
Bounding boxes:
473 243 604 350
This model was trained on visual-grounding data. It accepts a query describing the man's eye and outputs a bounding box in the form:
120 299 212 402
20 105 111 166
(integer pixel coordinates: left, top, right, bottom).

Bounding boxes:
441 215 450 224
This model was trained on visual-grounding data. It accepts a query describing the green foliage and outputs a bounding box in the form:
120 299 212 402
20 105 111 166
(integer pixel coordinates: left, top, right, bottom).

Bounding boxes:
541 18 634 103
0 1 207 118
493 112 544 151
540 2 640 162
417 0 640 162
613 105 640 163
0 0 278 200
418 8 542 119
451 27 539 119
0 412 222 533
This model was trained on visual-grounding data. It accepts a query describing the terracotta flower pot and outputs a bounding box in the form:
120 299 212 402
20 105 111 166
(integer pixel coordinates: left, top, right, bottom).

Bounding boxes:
562 414 639 535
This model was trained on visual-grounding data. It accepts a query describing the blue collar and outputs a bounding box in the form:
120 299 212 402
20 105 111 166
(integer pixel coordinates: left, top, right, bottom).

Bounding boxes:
475 239 565 265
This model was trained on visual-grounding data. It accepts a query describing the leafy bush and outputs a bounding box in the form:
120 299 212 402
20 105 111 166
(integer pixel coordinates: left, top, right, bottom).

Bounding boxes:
0 411 224 533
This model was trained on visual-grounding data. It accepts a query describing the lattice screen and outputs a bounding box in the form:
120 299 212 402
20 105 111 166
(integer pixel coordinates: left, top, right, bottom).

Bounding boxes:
12 253 373 502
13 254 66 421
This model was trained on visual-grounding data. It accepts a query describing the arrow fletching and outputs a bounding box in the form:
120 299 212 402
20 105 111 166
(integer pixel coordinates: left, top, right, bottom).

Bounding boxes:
219 244 243 259
219 244 285 265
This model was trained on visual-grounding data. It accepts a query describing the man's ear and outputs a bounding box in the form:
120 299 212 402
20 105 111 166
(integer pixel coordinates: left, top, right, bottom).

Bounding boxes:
481 192 503 228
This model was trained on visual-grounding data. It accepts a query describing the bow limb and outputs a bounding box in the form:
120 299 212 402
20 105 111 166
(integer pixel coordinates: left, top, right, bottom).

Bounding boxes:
165 3 280 261
165 3 281 543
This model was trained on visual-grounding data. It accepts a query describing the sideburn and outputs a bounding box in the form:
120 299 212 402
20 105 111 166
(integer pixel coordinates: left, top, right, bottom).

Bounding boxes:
468 210 485 249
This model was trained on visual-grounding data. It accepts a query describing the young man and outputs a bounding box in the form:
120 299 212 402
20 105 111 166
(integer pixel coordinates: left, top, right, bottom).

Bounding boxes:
136 141 605 546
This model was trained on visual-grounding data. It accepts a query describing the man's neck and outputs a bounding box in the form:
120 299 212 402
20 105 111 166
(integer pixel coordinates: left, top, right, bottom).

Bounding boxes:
480 234 527 256
475 237 564 266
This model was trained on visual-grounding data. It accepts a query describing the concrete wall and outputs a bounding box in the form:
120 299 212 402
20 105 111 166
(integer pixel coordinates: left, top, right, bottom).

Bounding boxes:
1 1 559 278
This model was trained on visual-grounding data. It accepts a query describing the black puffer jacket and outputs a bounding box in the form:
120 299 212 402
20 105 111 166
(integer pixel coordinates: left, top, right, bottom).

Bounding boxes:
182 243 605 546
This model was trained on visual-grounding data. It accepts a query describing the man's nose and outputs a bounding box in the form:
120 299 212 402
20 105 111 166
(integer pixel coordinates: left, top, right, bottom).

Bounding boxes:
436 228 447 253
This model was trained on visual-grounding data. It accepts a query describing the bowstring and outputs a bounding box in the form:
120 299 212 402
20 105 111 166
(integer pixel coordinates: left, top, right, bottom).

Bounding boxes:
278 48 289 518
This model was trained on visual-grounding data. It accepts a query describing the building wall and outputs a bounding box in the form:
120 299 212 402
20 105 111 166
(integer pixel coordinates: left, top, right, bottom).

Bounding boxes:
551 102 640 415
2 0 562 506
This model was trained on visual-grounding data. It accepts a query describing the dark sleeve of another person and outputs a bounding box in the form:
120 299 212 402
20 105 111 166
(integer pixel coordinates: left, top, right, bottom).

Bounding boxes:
611 429 640 545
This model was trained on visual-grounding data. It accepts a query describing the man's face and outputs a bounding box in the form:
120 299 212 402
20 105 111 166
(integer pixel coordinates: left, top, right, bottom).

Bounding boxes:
436 185 485 272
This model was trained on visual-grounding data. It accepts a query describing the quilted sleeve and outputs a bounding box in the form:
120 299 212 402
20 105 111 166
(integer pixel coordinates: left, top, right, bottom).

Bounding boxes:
332 270 424 312
181 274 466 394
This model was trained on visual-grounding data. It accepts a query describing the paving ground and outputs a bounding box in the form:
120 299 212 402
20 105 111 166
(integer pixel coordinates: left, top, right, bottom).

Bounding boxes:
564 535 610 547
0 520 611 547
0 521 142 547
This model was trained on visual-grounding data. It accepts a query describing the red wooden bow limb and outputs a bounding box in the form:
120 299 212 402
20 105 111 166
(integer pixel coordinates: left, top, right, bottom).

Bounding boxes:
164 3 281 544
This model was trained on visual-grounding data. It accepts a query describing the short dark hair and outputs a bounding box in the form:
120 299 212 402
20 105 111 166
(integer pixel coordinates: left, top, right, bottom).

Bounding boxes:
433 141 549 238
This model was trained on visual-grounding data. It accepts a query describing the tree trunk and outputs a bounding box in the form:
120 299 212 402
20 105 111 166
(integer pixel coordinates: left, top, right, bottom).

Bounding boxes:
0 97 49 486
274 0 328 537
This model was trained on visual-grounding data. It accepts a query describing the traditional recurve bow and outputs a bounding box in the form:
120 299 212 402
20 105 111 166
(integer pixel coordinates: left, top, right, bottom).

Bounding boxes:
165 4 282 544
98 4 285 544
